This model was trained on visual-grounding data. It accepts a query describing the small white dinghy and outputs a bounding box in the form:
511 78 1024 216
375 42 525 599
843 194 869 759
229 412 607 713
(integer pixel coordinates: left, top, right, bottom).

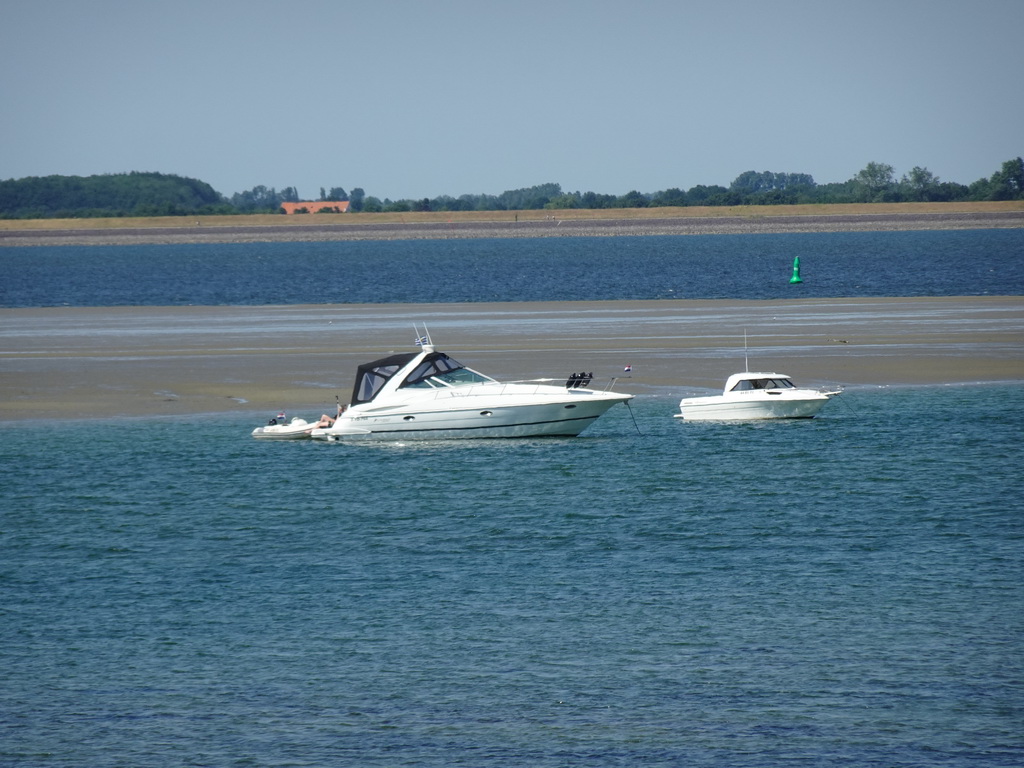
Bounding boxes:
251 415 317 440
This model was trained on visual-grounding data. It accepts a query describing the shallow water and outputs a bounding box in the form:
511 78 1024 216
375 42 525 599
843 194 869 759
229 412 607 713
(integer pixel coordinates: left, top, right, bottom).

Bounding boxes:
3 386 1022 766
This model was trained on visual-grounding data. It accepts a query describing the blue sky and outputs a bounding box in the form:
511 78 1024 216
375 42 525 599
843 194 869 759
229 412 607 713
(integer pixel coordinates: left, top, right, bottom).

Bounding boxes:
2 0 1021 201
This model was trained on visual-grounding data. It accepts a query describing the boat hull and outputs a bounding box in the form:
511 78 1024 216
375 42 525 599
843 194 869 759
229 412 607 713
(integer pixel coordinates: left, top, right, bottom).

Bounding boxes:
313 391 630 440
675 391 831 421
251 418 316 439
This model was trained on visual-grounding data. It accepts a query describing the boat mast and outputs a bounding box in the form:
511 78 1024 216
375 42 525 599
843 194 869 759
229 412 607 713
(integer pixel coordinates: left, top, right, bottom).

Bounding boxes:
412 323 433 348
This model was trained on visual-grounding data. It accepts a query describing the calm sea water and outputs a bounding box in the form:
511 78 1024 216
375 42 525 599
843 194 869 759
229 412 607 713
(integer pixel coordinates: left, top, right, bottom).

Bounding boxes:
2 228 1024 307
3 230 1023 765
2 388 1023 766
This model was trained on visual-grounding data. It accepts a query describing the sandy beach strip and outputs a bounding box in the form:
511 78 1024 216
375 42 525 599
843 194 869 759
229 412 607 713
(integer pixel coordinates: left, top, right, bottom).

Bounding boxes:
1 205 1022 246
1 296 1021 422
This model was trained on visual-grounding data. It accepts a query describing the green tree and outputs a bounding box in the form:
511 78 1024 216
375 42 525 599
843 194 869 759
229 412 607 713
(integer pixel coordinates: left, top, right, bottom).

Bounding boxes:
0 172 228 218
580 191 616 209
900 166 939 202
730 170 776 194
616 190 648 208
729 171 816 203
498 183 562 210
853 162 896 202
649 188 687 207
989 157 1024 200
231 185 282 212
546 192 580 209
686 184 731 205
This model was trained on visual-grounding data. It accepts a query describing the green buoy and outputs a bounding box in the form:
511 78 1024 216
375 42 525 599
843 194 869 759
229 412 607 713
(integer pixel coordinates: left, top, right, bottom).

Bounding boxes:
789 256 803 284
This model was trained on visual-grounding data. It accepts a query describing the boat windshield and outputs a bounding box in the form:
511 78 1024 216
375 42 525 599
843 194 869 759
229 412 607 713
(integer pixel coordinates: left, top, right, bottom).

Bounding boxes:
730 377 796 391
401 353 494 389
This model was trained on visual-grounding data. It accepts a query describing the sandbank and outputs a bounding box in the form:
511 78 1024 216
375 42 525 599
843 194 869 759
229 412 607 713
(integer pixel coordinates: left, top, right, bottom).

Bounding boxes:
1 203 1022 246
1 296 1021 422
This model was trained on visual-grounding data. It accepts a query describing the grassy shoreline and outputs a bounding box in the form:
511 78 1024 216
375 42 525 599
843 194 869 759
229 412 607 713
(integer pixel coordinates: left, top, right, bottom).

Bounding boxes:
0 201 1021 247
0 201 1019 246
1 200 1021 230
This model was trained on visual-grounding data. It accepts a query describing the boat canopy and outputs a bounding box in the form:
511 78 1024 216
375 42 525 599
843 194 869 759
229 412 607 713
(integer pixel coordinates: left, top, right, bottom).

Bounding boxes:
350 350 490 405
351 352 419 405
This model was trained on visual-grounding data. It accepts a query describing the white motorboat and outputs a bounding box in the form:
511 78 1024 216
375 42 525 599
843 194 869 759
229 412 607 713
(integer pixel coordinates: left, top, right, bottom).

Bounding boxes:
251 415 318 439
310 339 633 441
674 371 841 421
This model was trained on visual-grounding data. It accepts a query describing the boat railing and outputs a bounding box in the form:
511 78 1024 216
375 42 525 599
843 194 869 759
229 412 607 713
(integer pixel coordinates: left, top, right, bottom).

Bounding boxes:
509 376 627 393
445 380 555 397
417 377 624 399
407 378 622 403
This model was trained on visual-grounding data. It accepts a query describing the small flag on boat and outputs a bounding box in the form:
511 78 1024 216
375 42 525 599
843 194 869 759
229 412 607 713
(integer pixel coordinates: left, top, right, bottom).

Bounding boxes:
414 335 429 346
624 364 632 372
277 412 286 420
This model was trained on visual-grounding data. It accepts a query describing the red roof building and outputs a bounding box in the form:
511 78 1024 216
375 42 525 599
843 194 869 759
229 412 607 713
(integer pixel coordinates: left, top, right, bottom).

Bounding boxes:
281 201 350 214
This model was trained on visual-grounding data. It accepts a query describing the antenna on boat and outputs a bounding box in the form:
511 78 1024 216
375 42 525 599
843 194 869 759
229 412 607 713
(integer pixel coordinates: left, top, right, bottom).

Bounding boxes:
744 329 749 372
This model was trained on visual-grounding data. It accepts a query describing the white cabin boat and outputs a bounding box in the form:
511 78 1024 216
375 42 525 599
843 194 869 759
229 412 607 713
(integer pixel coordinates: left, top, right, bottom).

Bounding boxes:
674 372 840 421
311 341 633 440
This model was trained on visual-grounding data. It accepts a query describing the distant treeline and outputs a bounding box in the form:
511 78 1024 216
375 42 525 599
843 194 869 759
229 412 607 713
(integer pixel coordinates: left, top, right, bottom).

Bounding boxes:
1 160 1022 219
0 172 232 219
